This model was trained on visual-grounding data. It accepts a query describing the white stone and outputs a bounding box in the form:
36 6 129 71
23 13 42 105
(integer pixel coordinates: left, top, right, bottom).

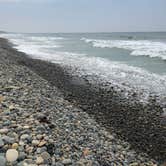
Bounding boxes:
6 149 18 162
23 126 30 129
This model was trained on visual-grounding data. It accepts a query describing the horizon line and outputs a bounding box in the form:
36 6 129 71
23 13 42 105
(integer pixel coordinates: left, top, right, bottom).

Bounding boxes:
1 30 166 34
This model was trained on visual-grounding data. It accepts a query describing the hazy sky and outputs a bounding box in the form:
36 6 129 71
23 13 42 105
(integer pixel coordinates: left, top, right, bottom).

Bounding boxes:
0 0 166 33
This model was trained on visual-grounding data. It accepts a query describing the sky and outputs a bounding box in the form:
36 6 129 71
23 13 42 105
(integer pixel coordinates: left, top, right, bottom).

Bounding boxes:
0 0 166 33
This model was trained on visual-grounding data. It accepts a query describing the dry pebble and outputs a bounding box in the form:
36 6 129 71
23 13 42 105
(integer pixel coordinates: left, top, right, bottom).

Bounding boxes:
6 149 19 162
0 129 8 134
12 143 19 149
36 156 44 164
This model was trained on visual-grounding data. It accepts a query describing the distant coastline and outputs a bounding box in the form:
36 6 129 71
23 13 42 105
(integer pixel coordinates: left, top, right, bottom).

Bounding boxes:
0 31 6 34
1 31 166 34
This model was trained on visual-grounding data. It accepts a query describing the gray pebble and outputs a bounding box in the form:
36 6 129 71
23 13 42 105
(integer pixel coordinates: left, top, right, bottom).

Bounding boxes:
41 151 51 161
0 155 6 166
2 136 15 144
18 152 26 161
54 162 64 166
0 138 4 147
62 159 72 165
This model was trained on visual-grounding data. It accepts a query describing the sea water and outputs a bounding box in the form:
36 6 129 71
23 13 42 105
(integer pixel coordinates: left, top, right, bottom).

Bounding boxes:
1 32 166 104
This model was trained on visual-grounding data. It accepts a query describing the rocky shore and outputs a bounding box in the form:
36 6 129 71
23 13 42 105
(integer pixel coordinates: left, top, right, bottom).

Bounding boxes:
0 38 163 165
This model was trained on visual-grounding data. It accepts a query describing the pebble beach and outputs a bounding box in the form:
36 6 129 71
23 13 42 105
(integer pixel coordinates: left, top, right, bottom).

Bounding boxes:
0 38 164 165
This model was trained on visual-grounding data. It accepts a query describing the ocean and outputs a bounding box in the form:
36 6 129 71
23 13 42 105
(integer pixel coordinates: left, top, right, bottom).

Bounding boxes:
1 32 166 105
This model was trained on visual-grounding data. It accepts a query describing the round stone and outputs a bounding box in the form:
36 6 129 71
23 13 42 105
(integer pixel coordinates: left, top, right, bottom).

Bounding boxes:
6 149 19 162
20 134 30 140
62 159 72 165
41 151 51 161
12 143 19 149
36 156 44 164
0 128 8 134
32 140 40 146
36 134 43 140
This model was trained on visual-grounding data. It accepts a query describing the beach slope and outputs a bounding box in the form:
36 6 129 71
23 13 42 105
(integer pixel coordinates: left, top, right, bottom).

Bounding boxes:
0 38 163 165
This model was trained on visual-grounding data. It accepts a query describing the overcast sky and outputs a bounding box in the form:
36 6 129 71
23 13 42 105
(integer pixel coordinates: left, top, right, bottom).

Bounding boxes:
0 0 166 33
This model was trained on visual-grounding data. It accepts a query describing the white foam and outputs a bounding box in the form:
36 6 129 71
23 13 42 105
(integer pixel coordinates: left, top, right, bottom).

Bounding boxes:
0 33 63 48
0 33 65 63
28 36 64 41
39 50 166 104
81 38 166 60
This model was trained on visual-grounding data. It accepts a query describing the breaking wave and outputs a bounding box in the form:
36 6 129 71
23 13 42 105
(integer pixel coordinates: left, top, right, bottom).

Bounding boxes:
81 38 166 60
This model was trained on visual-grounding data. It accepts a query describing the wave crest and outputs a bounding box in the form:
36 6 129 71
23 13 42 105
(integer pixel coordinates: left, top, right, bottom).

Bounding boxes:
81 38 166 60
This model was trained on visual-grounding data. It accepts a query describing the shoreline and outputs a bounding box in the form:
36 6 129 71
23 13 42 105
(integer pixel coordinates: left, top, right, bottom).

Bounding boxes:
0 38 165 165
